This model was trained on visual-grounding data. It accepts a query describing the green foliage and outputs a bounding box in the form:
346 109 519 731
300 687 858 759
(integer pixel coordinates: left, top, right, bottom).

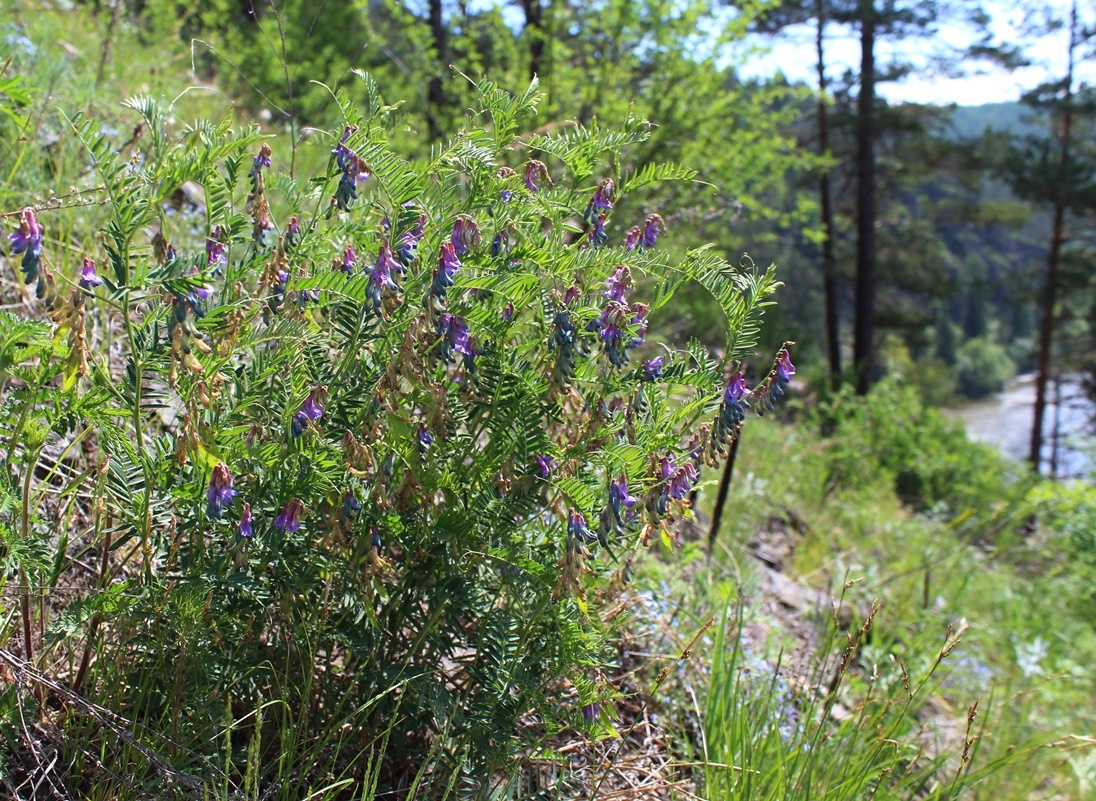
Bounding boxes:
0 74 784 795
822 377 1029 515
703 600 1051 801
955 336 1016 400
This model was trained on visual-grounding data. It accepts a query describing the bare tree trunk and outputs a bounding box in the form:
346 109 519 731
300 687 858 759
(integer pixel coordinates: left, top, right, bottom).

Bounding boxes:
522 0 547 81
817 0 841 390
1029 1 1077 472
426 0 448 141
853 1 877 395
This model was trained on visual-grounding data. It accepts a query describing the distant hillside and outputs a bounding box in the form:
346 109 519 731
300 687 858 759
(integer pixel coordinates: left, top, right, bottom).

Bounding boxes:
949 102 1044 139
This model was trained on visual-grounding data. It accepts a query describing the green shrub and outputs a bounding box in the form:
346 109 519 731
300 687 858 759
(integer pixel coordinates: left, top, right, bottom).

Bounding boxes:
956 336 1016 399
823 378 1029 517
0 76 792 795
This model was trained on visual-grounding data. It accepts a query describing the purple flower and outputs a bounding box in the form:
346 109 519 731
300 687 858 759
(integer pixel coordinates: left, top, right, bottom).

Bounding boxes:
724 371 748 405
609 475 639 521
339 245 357 274
207 463 238 520
397 211 427 265
332 126 369 210
287 215 300 239
450 216 481 255
249 143 272 177
370 525 383 550
500 190 513 203
587 213 608 247
238 502 253 538
437 313 473 363
342 492 361 517
629 303 648 348
582 703 600 724
431 241 461 299
418 422 433 450
186 264 213 302
568 508 593 544
368 241 401 315
604 266 630 304
534 454 557 478
584 179 615 222
524 160 550 192
274 499 304 532
502 301 514 322
206 227 227 269
623 226 641 251
301 389 325 421
9 207 43 282
639 214 665 249
642 356 663 381
291 410 309 438
79 257 102 289
491 229 511 257
660 455 696 502
599 300 645 367
776 349 796 384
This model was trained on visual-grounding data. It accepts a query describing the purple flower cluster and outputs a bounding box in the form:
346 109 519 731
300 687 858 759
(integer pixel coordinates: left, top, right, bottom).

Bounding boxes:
597 268 648 367
657 454 697 514
584 179 615 222
642 356 663 381
549 308 578 389
79 257 102 290
496 166 516 202
586 213 609 248
249 142 272 177
292 387 326 437
367 241 403 316
451 215 481 255
338 245 358 275
286 216 301 249
332 126 370 211
430 241 461 301
756 346 796 415
567 508 595 546
436 313 474 366
397 211 426 266
206 227 227 271
599 474 639 544
275 499 304 532
10 207 43 283
524 160 551 192
639 214 665 248
207 463 238 520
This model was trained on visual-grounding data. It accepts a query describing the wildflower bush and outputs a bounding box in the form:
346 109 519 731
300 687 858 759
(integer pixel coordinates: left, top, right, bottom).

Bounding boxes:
1 76 791 794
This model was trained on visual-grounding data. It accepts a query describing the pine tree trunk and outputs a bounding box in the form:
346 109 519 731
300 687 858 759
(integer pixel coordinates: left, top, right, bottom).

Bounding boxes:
522 0 546 81
1030 201 1066 471
817 1 841 390
427 0 448 141
1029 1 1077 472
853 2 877 395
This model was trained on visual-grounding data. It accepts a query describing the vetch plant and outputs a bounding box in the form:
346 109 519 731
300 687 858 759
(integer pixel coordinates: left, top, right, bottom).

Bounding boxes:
1 76 792 793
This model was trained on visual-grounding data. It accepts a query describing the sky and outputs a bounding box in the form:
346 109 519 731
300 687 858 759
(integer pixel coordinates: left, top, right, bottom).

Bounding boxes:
738 0 1096 107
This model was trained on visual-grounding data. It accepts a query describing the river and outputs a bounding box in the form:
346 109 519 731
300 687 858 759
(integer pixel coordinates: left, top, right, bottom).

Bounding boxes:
948 375 1094 478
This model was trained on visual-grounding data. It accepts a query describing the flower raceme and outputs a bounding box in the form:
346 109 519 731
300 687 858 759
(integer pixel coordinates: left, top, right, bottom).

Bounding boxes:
274 500 304 533
9 207 43 283
207 464 238 520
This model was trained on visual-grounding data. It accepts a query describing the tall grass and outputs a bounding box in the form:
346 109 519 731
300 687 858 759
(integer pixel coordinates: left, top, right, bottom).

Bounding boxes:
702 595 1055 801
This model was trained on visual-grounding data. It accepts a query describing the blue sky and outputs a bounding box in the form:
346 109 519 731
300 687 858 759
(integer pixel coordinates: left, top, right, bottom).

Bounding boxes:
737 0 1096 106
